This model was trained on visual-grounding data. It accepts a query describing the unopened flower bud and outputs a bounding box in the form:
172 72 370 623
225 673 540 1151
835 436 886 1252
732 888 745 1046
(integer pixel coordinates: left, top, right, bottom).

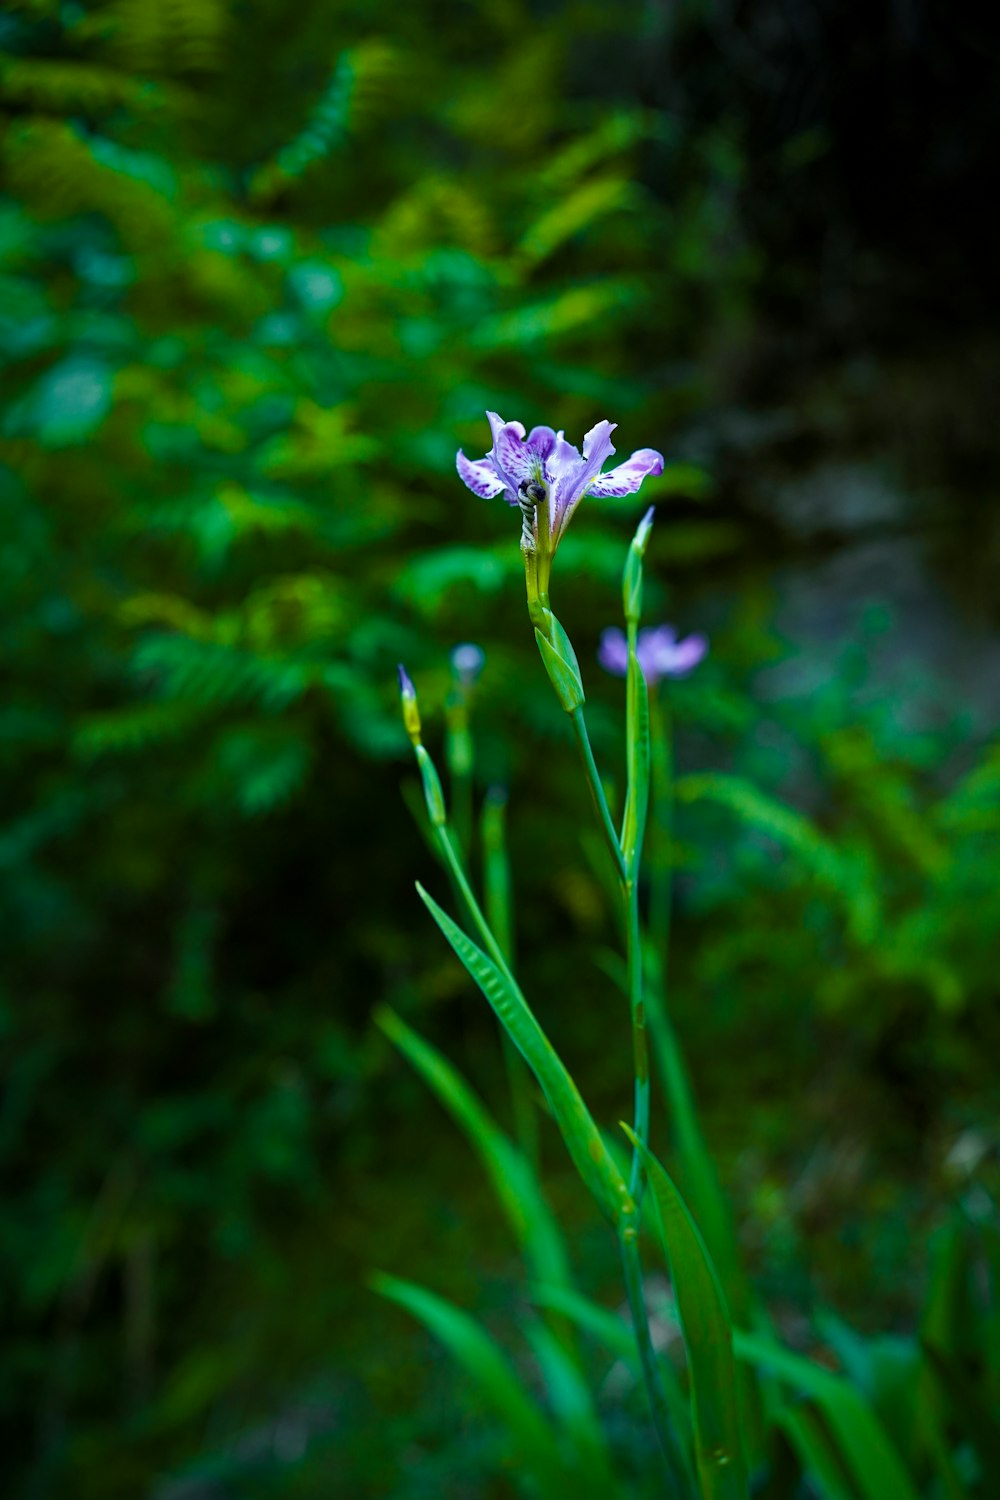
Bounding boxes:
623 505 655 625
397 663 421 745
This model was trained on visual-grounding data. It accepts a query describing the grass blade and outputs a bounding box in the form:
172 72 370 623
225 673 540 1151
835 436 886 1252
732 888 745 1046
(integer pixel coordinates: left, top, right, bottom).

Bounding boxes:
626 1129 748 1500
525 1319 618 1491
734 1332 920 1500
417 881 633 1227
776 1403 856 1500
375 1006 571 1296
531 1282 694 1451
372 1273 570 1495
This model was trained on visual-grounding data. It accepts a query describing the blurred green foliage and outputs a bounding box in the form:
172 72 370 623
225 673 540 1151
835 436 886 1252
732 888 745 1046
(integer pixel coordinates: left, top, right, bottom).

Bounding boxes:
1 0 997 1496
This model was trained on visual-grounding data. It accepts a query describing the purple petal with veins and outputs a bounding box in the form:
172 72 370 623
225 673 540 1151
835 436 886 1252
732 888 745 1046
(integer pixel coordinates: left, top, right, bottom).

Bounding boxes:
456 449 509 500
493 421 538 487
589 447 665 498
550 421 617 536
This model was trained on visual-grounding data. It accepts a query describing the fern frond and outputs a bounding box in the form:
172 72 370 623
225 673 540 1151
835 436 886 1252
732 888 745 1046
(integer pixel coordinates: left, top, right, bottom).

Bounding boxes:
0 59 145 115
516 175 637 269
248 41 401 203
73 699 207 759
210 726 312 816
3 120 175 249
105 0 229 75
535 110 655 196
132 635 314 711
676 771 879 943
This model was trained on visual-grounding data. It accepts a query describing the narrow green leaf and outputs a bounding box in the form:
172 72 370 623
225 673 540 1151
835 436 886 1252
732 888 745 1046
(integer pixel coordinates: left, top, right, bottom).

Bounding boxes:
531 1281 694 1450
375 1007 570 1294
621 645 650 876
417 883 633 1227
626 1129 748 1500
643 967 752 1326
372 1274 569 1494
531 1283 636 1365
922 1341 1000 1489
734 1332 920 1500
525 1320 618 1493
481 787 514 964
776 1404 856 1500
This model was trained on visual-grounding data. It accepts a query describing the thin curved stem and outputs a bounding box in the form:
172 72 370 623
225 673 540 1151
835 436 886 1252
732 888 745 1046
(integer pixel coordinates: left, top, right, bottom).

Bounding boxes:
620 1227 694 1497
569 706 627 885
626 874 650 1203
437 824 514 983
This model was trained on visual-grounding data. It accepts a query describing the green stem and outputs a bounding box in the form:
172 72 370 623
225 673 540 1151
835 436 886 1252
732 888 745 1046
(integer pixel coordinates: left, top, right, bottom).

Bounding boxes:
569 707 627 885
626 874 650 1204
570 703 649 1197
437 824 513 983
648 688 673 961
481 789 539 1170
620 1227 694 1497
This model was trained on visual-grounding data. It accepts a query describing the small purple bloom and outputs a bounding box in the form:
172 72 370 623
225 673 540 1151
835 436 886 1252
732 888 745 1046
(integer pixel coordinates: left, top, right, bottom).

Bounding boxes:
457 411 665 551
598 624 708 684
451 642 485 687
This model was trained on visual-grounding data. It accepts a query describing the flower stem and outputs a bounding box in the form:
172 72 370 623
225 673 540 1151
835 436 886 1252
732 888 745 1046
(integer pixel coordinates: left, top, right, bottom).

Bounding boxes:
648 688 673 965
569 706 627 885
626 873 650 1204
481 789 539 1170
620 1225 694 1497
437 823 513 982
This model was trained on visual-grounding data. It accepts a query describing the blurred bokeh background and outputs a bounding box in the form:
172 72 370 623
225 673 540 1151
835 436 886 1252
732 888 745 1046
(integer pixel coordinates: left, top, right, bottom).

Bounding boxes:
2 1 998 1495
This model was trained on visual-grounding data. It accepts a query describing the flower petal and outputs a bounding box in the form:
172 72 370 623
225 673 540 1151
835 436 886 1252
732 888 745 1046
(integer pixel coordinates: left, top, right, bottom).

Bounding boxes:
582 420 618 467
597 627 629 678
549 421 617 537
456 449 508 500
637 625 677 681
663 633 708 678
525 425 558 462
589 447 665 498
492 422 536 488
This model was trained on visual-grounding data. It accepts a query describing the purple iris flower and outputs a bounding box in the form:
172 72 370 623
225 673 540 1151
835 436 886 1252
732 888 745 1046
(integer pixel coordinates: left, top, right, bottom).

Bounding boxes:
599 624 708 684
456 412 664 551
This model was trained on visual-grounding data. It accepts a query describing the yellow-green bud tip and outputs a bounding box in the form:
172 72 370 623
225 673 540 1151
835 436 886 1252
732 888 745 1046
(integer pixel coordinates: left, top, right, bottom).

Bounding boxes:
397 663 421 743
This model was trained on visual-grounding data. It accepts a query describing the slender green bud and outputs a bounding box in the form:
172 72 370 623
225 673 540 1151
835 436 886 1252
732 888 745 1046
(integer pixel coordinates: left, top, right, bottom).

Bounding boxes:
535 610 585 713
415 744 447 827
623 505 655 625
397 663 421 745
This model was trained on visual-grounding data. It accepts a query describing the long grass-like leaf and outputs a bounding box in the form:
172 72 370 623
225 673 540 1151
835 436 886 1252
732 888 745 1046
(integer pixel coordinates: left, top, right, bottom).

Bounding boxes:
375 1008 570 1295
776 1404 856 1500
525 1320 618 1491
626 1130 748 1500
530 1282 694 1449
417 883 633 1227
734 1332 919 1500
371 1274 571 1495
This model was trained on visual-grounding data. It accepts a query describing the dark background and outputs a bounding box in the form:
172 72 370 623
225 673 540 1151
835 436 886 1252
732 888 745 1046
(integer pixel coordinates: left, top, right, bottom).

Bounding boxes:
1 1 998 1495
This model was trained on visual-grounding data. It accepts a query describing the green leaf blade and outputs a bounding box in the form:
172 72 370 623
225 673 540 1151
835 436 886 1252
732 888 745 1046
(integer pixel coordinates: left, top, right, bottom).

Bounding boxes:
626 1130 748 1500
416 883 633 1227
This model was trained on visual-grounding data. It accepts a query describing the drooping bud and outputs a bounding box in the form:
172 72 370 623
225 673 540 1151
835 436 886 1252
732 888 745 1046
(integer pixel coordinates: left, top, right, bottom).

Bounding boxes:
450 642 485 690
397 663 421 745
623 505 655 625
